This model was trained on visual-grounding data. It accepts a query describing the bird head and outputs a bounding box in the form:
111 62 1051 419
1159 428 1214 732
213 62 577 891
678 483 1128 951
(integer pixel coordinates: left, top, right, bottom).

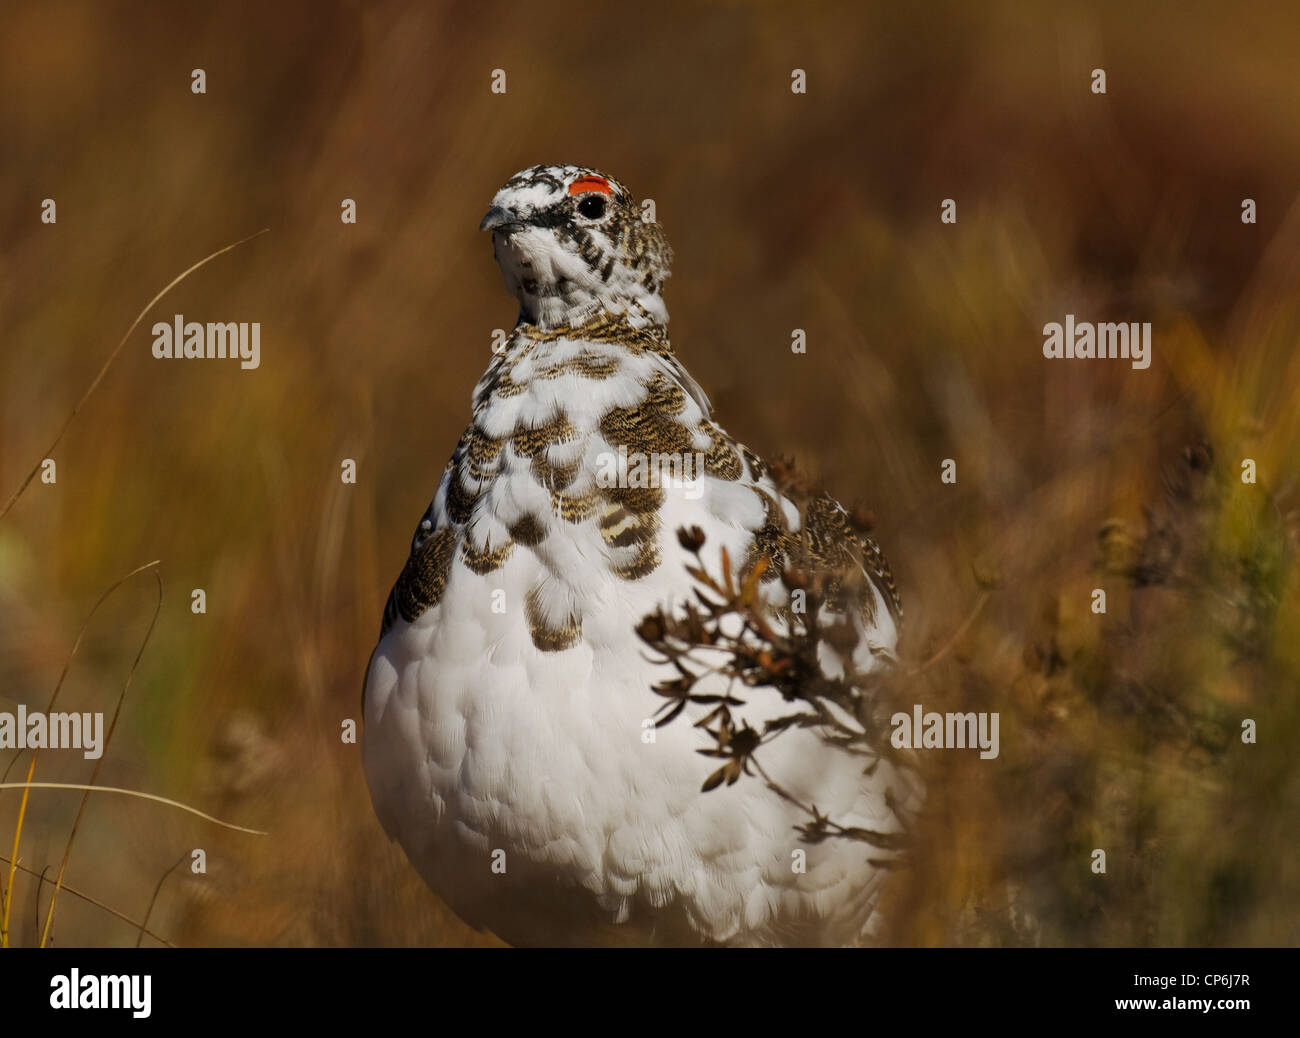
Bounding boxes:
480 164 672 330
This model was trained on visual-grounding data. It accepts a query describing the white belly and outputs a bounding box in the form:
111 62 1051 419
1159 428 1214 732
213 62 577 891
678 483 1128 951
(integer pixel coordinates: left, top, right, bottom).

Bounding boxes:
362 513 910 946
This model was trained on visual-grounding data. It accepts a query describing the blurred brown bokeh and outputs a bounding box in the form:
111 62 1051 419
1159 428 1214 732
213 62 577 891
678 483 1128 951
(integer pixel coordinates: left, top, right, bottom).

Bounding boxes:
1 0 1297 946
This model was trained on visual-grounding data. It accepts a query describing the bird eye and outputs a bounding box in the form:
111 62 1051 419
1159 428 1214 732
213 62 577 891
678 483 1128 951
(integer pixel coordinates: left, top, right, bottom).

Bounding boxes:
577 195 607 220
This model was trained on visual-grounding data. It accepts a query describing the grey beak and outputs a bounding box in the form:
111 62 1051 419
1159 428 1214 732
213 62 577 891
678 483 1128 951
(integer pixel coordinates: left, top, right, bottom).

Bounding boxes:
480 205 523 233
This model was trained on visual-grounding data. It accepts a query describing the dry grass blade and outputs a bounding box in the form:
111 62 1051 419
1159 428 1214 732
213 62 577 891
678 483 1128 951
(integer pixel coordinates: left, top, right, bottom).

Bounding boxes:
0 228 270 523
0 784 267 836
901 590 991 678
0 560 264 947
0 852 176 948
136 853 188 949
2 559 159 946
39 564 164 947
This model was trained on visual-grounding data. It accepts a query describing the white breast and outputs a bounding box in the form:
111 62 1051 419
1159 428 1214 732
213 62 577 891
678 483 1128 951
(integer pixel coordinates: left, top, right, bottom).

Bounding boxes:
362 327 914 946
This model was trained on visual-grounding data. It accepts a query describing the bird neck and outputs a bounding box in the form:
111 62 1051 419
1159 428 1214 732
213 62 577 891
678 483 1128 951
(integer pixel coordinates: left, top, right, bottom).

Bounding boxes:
517 292 668 334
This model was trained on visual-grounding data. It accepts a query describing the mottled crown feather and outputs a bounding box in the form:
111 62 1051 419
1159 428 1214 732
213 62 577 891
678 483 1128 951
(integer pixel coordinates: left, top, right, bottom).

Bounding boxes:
481 164 672 330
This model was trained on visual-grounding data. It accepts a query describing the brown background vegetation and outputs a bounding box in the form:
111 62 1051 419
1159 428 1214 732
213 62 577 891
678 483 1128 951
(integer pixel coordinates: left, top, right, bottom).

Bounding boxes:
1 0 1297 946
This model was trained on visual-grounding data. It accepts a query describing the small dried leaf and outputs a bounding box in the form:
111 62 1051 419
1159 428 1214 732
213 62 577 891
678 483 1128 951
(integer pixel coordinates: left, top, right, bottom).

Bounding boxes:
653 700 688 728
701 765 729 792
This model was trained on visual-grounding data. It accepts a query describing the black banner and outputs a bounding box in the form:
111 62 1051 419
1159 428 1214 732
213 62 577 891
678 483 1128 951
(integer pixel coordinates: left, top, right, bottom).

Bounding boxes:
0 948 1287 1025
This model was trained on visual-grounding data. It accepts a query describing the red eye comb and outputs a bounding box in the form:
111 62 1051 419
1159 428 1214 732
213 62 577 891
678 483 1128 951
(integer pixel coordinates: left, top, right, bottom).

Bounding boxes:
568 175 613 196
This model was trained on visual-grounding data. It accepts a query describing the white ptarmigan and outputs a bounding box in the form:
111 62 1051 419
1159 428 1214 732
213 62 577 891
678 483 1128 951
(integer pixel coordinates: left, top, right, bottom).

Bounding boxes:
362 164 916 947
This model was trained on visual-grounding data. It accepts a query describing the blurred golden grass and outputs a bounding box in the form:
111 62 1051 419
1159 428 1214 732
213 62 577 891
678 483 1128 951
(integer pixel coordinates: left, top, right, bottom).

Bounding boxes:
1 0 1298 946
